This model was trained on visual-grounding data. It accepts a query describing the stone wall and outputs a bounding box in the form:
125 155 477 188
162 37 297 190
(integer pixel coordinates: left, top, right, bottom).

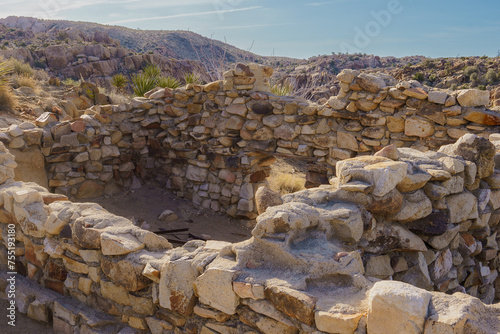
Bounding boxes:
2 63 500 219
2 134 500 333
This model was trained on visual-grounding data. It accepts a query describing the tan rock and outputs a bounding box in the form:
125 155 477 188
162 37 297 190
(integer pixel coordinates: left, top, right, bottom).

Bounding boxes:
255 186 283 214
315 311 364 334
457 89 490 107
387 116 405 133
100 232 145 256
159 259 197 315
327 96 349 110
195 267 240 315
367 281 432 334
405 117 434 137
356 99 378 112
337 131 358 151
356 73 386 93
403 87 428 99
265 285 317 326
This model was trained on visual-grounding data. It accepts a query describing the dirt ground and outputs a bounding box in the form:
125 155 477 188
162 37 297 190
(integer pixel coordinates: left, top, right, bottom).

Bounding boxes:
0 298 54 334
75 183 254 245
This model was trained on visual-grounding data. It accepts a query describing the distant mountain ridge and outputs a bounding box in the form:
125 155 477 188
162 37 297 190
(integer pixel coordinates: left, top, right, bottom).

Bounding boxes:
0 16 263 66
1 16 499 103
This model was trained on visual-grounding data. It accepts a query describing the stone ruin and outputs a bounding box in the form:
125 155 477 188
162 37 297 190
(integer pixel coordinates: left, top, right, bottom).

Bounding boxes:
1 64 500 333
1 133 500 333
2 63 500 220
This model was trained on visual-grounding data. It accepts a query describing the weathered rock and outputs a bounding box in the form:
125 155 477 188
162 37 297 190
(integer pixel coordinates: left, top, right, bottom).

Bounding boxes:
255 186 283 215
265 285 317 326
439 134 495 179
160 259 197 315
367 281 432 334
362 221 427 253
405 117 434 137
389 190 432 223
406 212 449 236
456 89 490 107
158 210 178 221
356 73 386 93
336 156 407 197
195 266 240 315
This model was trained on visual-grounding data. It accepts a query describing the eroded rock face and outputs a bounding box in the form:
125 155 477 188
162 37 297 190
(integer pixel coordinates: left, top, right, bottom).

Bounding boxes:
439 134 495 179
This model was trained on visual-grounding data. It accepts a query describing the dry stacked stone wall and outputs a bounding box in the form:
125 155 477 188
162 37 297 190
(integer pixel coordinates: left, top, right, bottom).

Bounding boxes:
1 135 500 333
1 63 500 219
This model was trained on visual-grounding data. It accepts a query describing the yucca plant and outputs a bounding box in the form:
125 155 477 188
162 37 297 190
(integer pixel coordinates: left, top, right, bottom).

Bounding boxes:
111 73 128 91
183 72 201 84
131 72 158 97
158 76 181 89
0 60 16 111
143 64 162 79
0 60 12 87
271 82 294 96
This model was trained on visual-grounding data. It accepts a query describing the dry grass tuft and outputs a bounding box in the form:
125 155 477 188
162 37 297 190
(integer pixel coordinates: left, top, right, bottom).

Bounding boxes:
107 90 131 105
269 173 305 195
0 86 17 111
12 74 38 89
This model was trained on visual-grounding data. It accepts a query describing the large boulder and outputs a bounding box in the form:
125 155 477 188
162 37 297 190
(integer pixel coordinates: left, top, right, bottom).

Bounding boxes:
438 134 495 179
10 147 48 189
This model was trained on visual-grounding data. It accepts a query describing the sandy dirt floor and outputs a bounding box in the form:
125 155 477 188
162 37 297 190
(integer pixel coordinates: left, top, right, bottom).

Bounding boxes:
75 183 254 245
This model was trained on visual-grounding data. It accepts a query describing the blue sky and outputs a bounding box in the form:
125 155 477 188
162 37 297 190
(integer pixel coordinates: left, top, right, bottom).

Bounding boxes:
2 0 500 59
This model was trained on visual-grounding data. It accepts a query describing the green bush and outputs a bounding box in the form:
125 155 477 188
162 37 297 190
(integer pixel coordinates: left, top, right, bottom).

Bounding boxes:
111 73 128 91
485 69 498 85
183 72 201 84
412 72 425 82
464 66 479 79
5 58 34 77
143 64 162 79
131 72 158 97
62 78 81 86
158 76 181 89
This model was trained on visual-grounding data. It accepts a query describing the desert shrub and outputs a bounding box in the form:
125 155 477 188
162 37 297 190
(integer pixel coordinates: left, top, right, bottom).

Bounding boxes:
464 66 479 78
158 76 181 89
412 72 425 82
131 63 183 96
131 72 157 97
271 82 294 96
470 72 479 87
106 90 130 105
62 78 81 86
270 173 305 195
34 69 49 82
183 72 201 84
143 64 162 79
111 73 128 91
485 69 498 85
428 74 437 83
11 74 37 89
0 86 17 111
5 58 34 77
479 85 487 90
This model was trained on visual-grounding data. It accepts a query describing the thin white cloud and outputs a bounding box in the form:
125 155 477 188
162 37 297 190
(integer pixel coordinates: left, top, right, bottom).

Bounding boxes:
212 23 289 30
107 5 263 25
306 0 349 6
44 0 140 14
